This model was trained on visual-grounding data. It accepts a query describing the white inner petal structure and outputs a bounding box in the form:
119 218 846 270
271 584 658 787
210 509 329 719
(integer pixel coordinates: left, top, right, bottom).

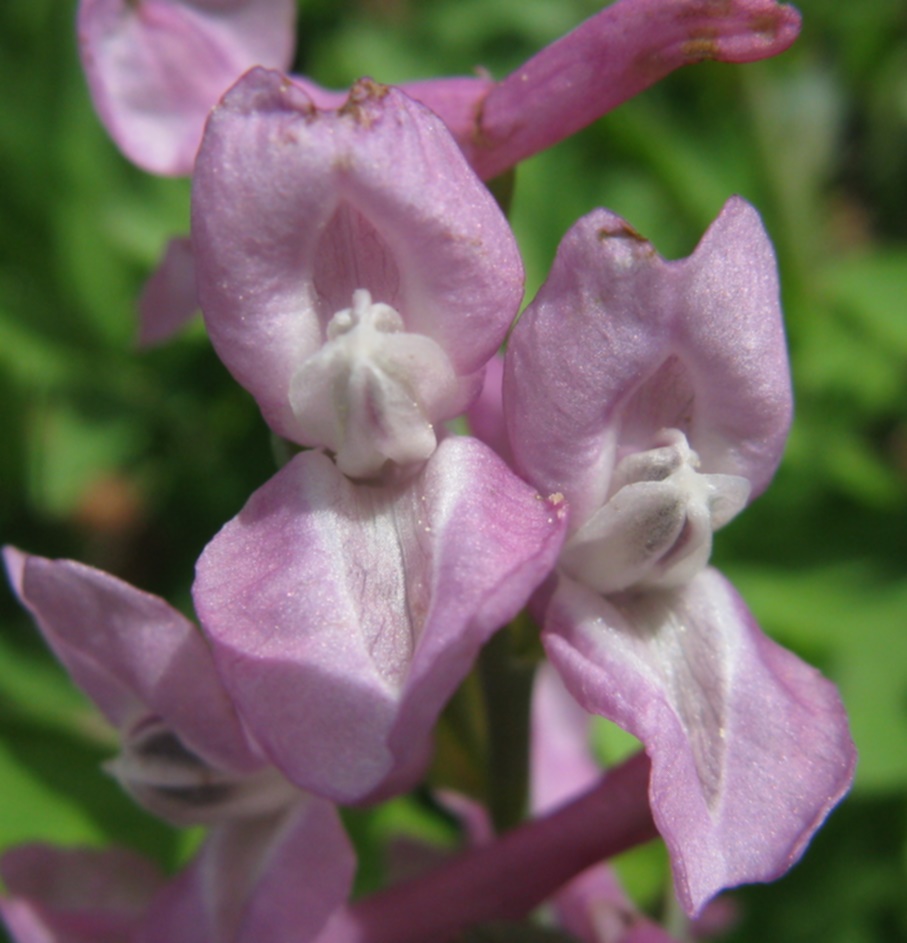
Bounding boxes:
107 717 298 828
560 429 750 595
289 289 459 478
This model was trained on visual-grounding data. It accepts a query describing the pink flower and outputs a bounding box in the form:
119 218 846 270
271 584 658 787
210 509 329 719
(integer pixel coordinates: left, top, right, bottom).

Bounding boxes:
504 199 857 914
187 68 566 806
191 71 524 479
78 0 297 176
193 438 567 803
2 548 355 943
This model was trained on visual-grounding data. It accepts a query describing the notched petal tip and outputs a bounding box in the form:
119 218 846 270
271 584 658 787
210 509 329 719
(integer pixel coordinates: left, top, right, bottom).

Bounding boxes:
217 66 317 120
595 217 654 248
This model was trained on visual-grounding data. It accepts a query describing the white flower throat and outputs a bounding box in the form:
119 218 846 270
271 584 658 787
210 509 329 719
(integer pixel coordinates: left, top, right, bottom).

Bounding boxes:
289 289 457 478
560 429 750 594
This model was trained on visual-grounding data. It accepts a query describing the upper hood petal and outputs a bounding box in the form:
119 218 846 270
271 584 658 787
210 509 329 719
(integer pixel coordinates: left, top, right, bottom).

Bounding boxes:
192 69 524 449
505 197 792 529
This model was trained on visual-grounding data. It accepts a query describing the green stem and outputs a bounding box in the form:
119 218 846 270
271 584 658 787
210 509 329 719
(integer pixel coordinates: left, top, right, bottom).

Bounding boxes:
478 616 540 832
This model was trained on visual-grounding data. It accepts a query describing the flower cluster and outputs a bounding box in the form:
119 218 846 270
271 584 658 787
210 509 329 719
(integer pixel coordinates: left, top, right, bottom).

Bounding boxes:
3 2 855 942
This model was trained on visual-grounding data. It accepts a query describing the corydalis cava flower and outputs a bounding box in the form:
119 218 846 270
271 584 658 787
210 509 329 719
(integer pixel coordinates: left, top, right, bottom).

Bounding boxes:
192 438 567 804
192 70 524 479
505 198 856 913
2 548 354 943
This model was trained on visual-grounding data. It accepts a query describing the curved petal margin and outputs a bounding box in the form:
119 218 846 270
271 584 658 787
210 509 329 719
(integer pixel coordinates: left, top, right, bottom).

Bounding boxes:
543 567 856 914
193 437 567 803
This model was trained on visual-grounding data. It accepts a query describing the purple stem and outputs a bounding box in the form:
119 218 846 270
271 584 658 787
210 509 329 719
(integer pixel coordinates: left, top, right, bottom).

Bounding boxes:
344 751 656 943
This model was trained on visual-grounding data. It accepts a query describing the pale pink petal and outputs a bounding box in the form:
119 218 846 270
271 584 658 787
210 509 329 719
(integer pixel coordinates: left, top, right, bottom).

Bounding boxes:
505 198 791 528
137 237 198 347
1 844 164 943
531 662 601 814
140 799 354 943
468 0 801 179
78 0 296 175
2 546 261 773
544 568 856 914
464 351 514 468
397 76 494 150
191 69 524 450
193 437 567 802
555 866 682 943
434 791 495 847
531 666 682 943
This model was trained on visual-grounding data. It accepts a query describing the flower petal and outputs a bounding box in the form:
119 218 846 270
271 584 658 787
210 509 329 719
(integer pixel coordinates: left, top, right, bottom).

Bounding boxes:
191 69 524 450
3 547 261 774
193 437 567 802
544 568 856 914
505 198 791 529
0 844 164 943
530 663 602 814
139 799 354 943
397 76 494 153
137 237 198 347
465 352 515 469
469 0 801 179
78 0 296 175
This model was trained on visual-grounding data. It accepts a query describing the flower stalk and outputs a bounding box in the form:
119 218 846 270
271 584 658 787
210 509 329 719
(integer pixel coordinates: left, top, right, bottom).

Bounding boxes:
339 752 657 943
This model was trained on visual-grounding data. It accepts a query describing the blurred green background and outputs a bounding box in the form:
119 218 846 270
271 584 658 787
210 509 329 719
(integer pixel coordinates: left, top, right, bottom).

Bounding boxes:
1 0 906 940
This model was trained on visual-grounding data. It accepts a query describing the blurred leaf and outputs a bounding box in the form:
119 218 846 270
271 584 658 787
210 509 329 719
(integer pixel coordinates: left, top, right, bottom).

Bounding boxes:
823 249 907 355
0 634 94 736
728 565 907 792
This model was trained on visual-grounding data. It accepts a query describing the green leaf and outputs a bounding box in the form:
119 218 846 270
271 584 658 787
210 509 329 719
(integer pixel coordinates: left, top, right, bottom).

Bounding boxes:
823 249 907 356
727 565 907 792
